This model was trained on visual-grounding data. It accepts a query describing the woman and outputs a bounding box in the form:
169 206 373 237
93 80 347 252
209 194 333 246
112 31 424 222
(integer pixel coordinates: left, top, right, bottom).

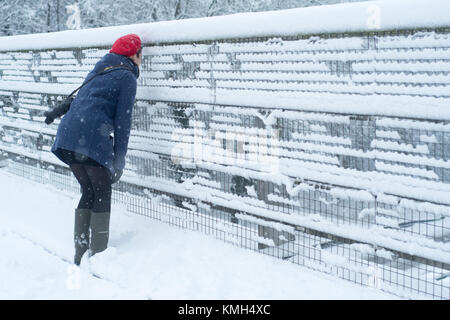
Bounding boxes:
51 34 142 265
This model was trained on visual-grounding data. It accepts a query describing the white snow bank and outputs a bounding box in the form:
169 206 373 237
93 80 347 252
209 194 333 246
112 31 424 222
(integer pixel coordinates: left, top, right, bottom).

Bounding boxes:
0 169 396 299
0 0 448 51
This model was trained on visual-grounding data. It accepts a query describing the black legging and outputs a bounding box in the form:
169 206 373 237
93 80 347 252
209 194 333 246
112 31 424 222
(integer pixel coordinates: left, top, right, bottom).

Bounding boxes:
57 148 112 212
70 163 112 212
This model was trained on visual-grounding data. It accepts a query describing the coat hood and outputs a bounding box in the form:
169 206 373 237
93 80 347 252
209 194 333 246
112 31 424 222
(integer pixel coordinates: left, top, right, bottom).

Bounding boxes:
94 52 140 79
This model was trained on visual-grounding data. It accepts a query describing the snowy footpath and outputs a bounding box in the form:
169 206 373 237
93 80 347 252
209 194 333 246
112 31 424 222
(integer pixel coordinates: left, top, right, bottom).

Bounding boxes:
0 169 398 299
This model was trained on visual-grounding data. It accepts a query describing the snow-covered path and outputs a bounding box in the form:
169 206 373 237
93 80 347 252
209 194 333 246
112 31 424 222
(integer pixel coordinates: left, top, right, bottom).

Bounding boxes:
0 168 398 299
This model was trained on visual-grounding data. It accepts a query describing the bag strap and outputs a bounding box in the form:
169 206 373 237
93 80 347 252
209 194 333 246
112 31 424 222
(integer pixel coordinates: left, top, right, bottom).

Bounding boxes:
67 64 133 98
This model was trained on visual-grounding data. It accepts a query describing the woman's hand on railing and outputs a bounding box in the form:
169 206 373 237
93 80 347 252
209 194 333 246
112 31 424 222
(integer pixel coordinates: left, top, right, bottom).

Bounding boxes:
111 169 123 184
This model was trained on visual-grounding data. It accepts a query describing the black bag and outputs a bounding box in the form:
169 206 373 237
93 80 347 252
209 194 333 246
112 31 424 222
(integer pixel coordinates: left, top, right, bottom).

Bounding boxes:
43 64 133 125
44 96 74 124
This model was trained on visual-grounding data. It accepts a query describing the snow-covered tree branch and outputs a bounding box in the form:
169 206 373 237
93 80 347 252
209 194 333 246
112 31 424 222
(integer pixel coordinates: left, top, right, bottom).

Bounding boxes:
1 0 369 36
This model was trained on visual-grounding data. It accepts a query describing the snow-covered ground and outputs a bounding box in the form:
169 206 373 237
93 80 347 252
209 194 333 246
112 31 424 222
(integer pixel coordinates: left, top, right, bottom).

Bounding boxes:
0 168 398 299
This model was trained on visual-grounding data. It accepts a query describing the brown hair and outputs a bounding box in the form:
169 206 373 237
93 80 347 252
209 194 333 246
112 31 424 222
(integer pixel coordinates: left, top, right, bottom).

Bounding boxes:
136 48 142 58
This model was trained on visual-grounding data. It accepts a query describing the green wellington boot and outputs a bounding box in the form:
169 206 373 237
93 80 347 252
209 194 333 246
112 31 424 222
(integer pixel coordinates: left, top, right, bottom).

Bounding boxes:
89 211 111 257
74 208 91 266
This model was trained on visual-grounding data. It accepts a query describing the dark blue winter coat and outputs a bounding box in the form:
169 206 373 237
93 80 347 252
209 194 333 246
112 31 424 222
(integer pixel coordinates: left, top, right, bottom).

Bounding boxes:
52 53 139 174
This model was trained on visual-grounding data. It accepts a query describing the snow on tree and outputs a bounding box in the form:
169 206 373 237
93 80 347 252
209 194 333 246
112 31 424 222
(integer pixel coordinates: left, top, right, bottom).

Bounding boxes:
1 0 370 37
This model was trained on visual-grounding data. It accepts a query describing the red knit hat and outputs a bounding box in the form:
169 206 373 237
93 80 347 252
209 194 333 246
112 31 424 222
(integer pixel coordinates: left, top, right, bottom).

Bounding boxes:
110 34 142 57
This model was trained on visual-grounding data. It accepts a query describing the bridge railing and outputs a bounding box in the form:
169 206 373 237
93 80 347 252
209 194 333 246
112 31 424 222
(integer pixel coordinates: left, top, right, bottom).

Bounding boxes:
0 1 449 299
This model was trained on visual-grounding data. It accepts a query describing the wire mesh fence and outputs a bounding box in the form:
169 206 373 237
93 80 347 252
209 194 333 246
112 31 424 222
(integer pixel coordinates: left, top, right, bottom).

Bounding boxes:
4 158 448 300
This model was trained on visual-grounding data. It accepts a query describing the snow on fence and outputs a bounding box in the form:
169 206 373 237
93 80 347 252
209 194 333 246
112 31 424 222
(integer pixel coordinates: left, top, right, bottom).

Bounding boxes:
0 0 450 299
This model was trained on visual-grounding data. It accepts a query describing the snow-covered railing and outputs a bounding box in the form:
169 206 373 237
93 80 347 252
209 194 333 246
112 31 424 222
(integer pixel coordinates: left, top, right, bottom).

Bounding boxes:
0 0 449 299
